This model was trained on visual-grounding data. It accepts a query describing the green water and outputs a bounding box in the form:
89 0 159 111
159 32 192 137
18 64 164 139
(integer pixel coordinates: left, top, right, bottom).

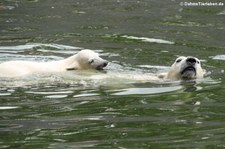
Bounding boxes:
0 0 225 148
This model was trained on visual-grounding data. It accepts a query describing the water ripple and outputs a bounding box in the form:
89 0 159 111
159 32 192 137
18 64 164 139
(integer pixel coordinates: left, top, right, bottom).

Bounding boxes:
112 86 182 95
121 35 174 44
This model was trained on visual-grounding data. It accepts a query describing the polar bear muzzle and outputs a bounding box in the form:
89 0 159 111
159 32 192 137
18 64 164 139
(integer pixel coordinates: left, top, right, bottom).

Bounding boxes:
88 58 108 70
180 57 197 79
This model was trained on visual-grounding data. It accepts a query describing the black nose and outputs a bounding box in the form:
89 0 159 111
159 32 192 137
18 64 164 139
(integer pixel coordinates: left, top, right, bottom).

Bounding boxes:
186 57 196 64
103 61 108 67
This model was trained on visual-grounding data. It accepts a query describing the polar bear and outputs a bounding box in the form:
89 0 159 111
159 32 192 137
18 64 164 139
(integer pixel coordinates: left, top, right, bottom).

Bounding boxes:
0 49 108 77
158 56 204 81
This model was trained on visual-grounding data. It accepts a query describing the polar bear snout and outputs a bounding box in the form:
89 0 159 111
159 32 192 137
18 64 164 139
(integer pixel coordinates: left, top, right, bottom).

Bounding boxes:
103 61 108 67
180 57 200 79
186 57 196 65
181 57 197 75
94 60 108 70
87 56 108 70
186 57 197 65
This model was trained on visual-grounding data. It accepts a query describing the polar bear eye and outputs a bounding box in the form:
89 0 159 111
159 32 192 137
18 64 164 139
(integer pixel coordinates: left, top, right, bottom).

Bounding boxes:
176 59 182 63
197 60 200 64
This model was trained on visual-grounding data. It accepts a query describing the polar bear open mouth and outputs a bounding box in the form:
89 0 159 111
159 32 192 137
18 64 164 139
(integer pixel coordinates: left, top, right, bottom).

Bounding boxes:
181 66 196 79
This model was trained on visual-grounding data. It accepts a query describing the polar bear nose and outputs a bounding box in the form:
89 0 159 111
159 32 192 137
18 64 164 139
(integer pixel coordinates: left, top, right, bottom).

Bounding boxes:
186 57 196 65
103 61 108 67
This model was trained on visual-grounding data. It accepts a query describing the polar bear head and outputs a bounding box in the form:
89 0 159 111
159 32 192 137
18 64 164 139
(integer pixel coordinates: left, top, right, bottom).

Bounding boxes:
164 56 204 80
66 50 108 70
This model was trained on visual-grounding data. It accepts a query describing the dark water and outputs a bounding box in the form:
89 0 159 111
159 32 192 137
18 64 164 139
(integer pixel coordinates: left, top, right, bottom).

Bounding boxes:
0 0 225 148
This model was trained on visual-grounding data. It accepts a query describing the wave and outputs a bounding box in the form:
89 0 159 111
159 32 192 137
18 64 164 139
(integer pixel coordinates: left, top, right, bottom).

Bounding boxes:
122 35 174 44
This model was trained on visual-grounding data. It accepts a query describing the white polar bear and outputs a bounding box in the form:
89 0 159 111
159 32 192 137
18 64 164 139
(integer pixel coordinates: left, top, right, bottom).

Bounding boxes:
0 49 108 77
158 56 204 81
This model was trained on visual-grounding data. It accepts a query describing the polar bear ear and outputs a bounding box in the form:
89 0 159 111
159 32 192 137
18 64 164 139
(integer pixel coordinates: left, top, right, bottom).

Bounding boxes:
66 62 79 71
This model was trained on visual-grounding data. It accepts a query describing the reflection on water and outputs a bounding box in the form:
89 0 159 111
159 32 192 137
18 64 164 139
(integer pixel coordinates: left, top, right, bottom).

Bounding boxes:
112 86 182 95
0 0 225 148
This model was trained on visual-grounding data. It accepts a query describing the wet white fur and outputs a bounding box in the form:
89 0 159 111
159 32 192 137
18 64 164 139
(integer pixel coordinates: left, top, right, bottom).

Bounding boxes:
0 50 107 77
158 56 204 81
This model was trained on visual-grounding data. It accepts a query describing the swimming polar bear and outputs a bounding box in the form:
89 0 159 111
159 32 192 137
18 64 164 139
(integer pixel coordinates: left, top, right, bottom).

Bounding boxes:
158 56 204 81
0 49 108 77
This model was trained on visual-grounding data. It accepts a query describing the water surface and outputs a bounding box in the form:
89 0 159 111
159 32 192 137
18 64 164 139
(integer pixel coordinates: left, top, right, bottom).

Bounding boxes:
0 0 225 148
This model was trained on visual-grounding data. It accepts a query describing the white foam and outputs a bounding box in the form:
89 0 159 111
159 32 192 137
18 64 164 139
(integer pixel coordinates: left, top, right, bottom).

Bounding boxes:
113 86 182 95
211 55 225 60
138 65 170 69
0 106 19 110
218 10 225 15
0 43 81 51
122 35 174 44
